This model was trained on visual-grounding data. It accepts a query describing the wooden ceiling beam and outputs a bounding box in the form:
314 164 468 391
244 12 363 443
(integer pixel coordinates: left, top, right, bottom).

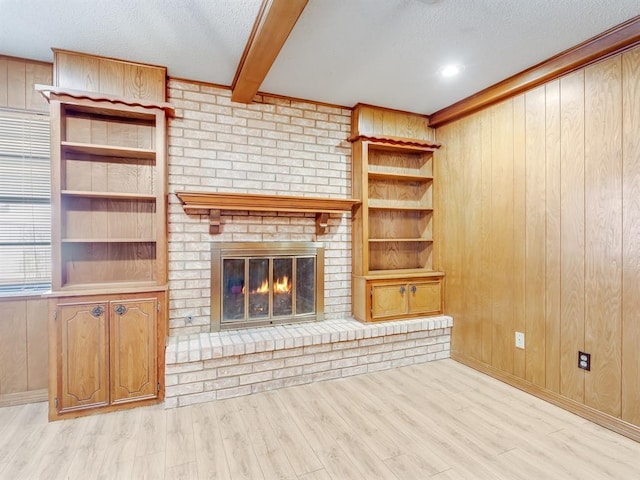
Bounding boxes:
231 0 308 103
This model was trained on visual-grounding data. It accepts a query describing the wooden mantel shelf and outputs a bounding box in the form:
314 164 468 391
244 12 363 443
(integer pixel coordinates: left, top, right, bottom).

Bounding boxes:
175 191 360 234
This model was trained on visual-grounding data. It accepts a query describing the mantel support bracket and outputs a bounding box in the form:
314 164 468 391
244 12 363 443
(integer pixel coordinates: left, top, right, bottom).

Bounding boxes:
209 209 221 235
316 212 329 235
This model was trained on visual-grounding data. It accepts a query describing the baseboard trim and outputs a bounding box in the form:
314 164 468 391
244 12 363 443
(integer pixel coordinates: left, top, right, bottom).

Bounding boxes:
452 354 640 443
0 388 47 407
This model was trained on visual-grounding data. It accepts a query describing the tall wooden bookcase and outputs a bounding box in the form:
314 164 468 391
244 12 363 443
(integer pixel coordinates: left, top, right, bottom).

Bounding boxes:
40 51 173 420
350 104 445 322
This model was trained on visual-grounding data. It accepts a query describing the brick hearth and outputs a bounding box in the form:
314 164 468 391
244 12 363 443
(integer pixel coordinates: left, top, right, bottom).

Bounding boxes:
165 315 453 408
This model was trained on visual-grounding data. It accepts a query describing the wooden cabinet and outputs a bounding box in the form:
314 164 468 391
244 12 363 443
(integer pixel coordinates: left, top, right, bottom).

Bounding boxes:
52 293 164 419
38 71 173 419
350 105 444 322
369 278 442 321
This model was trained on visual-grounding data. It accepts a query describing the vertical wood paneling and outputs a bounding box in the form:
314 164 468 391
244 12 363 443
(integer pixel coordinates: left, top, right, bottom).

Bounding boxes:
584 56 623 418
461 115 484 362
437 122 458 352
54 50 166 102
0 301 27 395
0 57 52 112
0 57 8 106
524 85 547 387
479 109 493 365
490 100 515 373
512 95 527 378
545 80 561 393
26 299 49 390
559 70 586 403
622 47 640 426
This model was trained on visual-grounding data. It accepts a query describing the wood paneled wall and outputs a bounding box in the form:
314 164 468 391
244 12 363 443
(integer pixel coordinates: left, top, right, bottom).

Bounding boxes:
0 56 51 112
53 50 166 101
0 298 48 406
437 45 640 428
0 57 52 405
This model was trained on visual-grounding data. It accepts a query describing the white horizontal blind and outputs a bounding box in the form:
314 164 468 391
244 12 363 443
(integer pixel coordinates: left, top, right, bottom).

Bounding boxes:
0 109 51 293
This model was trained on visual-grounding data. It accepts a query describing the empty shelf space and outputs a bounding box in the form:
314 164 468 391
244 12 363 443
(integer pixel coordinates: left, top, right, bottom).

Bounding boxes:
61 141 156 160
61 190 157 200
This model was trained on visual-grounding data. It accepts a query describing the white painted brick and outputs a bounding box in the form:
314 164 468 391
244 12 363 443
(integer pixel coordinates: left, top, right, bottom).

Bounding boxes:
239 371 273 386
166 382 204 398
217 385 252 400
205 377 239 391
217 364 253 378
165 362 203 375
341 365 368 377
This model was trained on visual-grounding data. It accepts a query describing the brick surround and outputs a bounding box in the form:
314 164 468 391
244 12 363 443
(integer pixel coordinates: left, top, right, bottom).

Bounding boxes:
165 315 453 408
167 79 353 336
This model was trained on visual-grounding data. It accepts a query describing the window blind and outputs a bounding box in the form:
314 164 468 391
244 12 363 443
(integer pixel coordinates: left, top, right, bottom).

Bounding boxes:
0 109 51 293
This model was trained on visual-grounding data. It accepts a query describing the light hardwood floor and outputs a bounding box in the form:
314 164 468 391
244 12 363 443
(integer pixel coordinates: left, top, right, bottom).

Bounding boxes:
1 359 639 479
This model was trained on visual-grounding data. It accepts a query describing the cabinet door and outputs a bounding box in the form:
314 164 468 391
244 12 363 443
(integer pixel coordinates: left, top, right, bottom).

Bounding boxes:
57 302 109 413
110 298 158 404
408 281 442 315
370 283 407 320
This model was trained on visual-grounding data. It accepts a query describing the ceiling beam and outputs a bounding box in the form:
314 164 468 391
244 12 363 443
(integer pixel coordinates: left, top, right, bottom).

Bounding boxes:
231 0 308 103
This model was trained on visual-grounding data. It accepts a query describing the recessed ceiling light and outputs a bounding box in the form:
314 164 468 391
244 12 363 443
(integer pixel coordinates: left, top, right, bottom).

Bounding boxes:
440 64 464 77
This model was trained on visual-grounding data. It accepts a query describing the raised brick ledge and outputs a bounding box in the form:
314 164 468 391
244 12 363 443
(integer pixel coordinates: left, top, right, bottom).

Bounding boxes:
166 316 453 364
164 315 453 408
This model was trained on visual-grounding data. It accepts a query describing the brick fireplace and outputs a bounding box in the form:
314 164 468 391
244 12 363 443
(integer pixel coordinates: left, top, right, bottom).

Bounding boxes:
210 242 324 331
164 78 452 408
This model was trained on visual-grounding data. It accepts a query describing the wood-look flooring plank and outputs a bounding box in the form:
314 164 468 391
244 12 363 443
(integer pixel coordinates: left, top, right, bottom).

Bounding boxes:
215 397 265 480
2 360 640 480
253 391 323 477
236 394 298 480
297 469 332 480
275 387 367 480
165 403 196 469
191 402 231 480
131 451 165 480
134 403 167 458
96 407 141 479
284 383 399 479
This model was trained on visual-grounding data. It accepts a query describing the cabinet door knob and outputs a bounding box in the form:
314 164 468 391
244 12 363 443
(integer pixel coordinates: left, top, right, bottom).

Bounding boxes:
399 286 406 294
410 285 417 294
91 306 104 317
114 305 127 316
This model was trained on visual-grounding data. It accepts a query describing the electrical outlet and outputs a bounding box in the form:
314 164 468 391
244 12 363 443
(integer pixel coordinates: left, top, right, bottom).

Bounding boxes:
578 351 591 371
515 332 525 349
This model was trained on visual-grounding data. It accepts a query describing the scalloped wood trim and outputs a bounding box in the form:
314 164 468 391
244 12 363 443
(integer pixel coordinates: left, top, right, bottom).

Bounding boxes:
347 134 441 149
35 84 175 116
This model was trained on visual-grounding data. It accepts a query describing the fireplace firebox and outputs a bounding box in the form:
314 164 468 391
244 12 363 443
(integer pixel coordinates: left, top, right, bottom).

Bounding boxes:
211 242 324 331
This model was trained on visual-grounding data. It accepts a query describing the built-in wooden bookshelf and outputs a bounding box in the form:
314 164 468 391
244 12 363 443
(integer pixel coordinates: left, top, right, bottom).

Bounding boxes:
350 105 444 322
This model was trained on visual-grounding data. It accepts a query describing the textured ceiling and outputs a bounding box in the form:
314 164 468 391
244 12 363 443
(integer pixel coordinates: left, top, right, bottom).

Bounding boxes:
1 0 639 113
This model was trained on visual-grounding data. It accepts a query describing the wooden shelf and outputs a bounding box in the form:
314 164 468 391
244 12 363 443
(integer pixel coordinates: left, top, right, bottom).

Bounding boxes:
368 204 433 211
368 171 432 182
61 190 156 200
176 190 360 234
62 141 156 160
62 238 156 243
356 270 445 280
369 238 433 243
